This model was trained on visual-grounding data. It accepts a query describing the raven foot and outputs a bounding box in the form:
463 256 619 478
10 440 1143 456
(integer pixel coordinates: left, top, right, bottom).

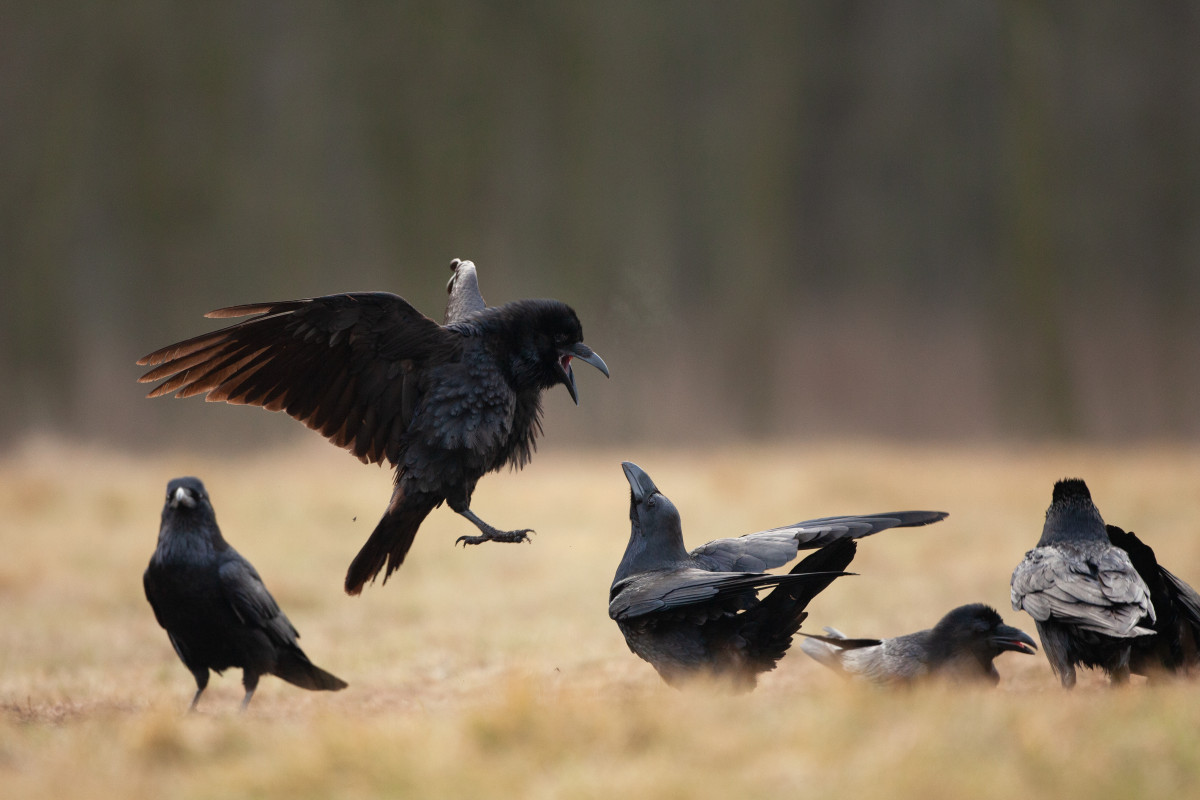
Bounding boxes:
455 528 534 547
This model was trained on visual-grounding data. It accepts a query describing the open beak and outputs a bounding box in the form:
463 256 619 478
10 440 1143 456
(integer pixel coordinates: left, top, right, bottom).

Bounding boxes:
991 625 1038 655
560 343 610 405
171 486 197 509
621 461 658 503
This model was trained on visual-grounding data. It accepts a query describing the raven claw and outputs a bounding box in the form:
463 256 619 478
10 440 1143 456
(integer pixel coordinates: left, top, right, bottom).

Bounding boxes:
456 529 534 547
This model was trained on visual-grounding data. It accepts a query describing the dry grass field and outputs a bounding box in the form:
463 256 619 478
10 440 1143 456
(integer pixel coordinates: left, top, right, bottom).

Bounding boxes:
3 436 1200 799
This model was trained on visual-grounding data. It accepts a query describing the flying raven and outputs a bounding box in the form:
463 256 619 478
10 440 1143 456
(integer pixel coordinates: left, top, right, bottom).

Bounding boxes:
1011 479 1155 687
800 603 1037 686
138 259 609 593
1106 524 1200 678
609 462 948 691
144 477 348 710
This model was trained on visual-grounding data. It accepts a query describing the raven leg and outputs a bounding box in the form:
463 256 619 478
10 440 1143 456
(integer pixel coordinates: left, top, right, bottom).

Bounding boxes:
1035 621 1077 689
453 508 533 547
241 671 260 711
188 669 209 712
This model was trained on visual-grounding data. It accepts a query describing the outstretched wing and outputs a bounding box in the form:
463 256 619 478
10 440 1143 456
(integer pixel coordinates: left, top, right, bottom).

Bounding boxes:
609 568 846 622
217 554 299 647
138 292 461 467
690 511 947 573
1011 544 1155 637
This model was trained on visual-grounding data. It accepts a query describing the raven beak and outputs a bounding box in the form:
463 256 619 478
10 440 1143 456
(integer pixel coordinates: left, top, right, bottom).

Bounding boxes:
559 343 609 405
991 626 1038 655
171 486 196 509
446 258 475 293
621 461 658 503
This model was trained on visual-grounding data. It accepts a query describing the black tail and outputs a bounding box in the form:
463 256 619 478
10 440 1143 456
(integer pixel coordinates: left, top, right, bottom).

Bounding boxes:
344 486 437 594
743 539 859 667
273 647 348 692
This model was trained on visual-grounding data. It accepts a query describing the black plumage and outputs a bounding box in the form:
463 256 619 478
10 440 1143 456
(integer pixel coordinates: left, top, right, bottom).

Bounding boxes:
609 462 948 691
800 603 1037 686
143 477 347 710
1010 479 1155 687
1106 524 1200 678
137 259 609 594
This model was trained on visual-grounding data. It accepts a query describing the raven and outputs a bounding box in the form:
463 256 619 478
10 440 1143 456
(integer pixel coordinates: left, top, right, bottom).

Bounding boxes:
609 462 948 691
137 259 609 594
1106 524 1200 678
1011 479 1155 687
144 477 348 710
800 603 1037 686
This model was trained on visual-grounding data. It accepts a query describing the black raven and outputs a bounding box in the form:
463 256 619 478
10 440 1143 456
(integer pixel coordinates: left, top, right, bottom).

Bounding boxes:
137 259 609 594
609 462 948 691
144 477 348 710
1010 479 1155 687
800 603 1037 686
1106 524 1200 678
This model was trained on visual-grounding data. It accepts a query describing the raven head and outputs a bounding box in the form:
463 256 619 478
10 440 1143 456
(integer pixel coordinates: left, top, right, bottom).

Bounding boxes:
162 477 220 532
620 461 685 552
496 299 609 404
935 603 1038 661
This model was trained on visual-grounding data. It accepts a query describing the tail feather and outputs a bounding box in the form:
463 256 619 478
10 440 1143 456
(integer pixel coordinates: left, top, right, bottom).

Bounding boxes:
743 539 859 666
344 486 436 594
273 647 348 692
800 636 848 672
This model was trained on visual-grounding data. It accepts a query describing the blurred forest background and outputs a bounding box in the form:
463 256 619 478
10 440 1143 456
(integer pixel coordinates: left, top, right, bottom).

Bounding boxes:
3 1 1199 450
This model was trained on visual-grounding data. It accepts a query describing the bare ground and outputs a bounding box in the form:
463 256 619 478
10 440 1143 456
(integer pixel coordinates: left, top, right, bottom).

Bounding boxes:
3 437 1199 799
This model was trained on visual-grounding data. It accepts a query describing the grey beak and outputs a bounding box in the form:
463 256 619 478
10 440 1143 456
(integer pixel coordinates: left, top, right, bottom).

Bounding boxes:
992 626 1038 655
561 343 610 405
621 461 658 502
171 486 196 509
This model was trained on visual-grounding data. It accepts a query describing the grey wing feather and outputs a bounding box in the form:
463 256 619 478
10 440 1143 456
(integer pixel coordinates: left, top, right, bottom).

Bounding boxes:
691 511 947 572
1011 546 1155 637
218 555 300 645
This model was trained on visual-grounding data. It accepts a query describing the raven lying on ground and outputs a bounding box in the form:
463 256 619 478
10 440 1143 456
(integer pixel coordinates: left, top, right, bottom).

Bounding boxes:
800 603 1036 686
138 259 609 594
1106 524 1200 678
1011 479 1155 687
609 462 948 691
144 477 347 710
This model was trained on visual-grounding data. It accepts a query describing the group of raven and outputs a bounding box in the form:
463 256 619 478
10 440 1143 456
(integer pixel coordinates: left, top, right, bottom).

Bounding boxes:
136 260 1200 708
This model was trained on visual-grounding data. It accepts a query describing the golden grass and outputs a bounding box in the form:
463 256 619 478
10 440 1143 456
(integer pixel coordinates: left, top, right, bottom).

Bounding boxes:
3 436 1200 799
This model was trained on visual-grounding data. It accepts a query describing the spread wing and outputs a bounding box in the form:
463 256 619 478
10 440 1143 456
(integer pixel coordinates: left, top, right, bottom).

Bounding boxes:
609 568 844 622
138 292 461 466
690 511 947 573
217 555 299 647
1011 545 1155 637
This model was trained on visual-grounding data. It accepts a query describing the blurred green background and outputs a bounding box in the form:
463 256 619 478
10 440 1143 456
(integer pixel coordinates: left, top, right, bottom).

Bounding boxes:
3 1 1198 448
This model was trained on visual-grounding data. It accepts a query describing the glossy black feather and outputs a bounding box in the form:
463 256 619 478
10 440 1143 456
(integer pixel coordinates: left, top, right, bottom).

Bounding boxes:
1011 479 1155 687
1107 525 1200 678
143 477 347 710
138 262 607 593
610 462 948 691
801 604 1037 686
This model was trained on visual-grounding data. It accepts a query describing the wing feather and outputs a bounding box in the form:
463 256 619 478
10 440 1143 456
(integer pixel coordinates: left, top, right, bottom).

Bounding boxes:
139 292 460 467
691 511 947 572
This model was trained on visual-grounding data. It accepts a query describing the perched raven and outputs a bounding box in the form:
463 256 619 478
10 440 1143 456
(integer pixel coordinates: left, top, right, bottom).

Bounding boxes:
800 603 1037 686
144 477 347 710
1106 524 1200 678
138 259 609 594
609 462 948 691
1011 479 1155 687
